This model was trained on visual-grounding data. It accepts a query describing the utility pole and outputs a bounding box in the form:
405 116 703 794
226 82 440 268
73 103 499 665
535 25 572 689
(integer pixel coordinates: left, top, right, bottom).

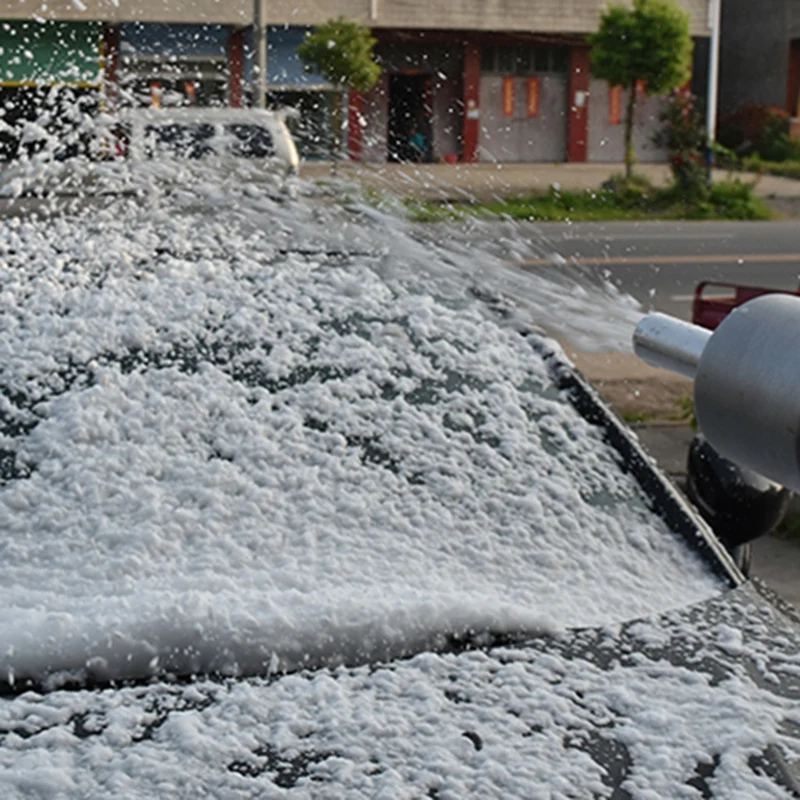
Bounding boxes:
254 0 268 108
706 0 722 180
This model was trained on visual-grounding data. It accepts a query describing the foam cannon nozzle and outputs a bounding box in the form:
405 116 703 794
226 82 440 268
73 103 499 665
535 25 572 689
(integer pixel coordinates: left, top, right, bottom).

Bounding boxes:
633 294 800 494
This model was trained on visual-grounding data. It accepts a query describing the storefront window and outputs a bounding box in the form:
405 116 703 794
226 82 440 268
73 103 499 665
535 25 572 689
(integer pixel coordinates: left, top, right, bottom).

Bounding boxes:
119 56 228 107
119 24 229 108
482 44 568 76
534 47 551 73
0 21 101 161
496 47 515 75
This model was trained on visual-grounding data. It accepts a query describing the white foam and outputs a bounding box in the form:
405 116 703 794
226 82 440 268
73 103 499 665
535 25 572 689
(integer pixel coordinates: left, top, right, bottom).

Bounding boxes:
0 161 720 685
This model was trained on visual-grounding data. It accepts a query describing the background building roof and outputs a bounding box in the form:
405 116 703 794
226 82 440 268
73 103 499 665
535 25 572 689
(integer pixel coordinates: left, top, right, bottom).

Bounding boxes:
0 0 712 36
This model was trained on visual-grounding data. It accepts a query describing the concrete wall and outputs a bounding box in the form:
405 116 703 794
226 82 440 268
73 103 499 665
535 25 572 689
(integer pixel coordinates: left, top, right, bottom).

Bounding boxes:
0 0 251 24
587 80 667 163
791 0 800 38
263 0 711 35
0 0 712 34
478 75 568 162
361 74 389 162
719 0 791 112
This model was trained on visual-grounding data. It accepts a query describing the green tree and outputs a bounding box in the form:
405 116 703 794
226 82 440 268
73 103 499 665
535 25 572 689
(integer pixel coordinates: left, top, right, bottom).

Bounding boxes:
589 0 693 179
297 18 381 170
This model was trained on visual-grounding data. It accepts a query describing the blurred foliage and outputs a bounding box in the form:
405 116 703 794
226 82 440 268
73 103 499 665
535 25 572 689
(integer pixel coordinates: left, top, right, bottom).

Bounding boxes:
658 179 771 220
601 171 654 198
653 88 708 200
589 0 692 178
673 393 698 429
405 178 771 223
297 18 380 168
741 156 800 180
296 18 381 93
773 513 800 543
718 104 800 162
620 409 659 424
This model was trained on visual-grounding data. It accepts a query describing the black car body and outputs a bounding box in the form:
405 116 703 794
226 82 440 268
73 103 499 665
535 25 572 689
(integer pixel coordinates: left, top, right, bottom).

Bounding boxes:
0 170 797 798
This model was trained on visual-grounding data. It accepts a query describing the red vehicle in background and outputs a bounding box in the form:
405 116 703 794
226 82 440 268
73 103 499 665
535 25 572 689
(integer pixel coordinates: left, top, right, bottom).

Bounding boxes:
692 280 800 329
686 279 798 576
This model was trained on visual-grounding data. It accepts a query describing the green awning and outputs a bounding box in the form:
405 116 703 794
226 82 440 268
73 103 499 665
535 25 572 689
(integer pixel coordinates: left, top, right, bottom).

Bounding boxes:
0 21 101 87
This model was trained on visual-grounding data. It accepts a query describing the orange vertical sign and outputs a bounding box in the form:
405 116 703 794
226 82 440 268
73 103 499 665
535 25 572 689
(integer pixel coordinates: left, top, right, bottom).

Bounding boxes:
527 77 541 117
184 82 197 105
503 76 515 117
609 85 622 125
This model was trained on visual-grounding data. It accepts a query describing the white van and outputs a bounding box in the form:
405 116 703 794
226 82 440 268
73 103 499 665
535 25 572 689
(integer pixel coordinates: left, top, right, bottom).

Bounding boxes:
112 107 300 175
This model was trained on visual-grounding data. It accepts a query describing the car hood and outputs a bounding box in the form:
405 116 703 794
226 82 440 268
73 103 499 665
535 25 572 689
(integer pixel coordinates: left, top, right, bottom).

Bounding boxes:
0 582 798 798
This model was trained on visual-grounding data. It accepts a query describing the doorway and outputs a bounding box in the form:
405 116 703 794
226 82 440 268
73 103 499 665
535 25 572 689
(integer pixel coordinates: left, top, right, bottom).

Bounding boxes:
388 73 431 162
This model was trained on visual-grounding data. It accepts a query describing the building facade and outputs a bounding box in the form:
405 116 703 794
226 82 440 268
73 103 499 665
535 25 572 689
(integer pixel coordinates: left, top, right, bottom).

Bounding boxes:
718 0 800 119
330 0 711 164
0 0 713 163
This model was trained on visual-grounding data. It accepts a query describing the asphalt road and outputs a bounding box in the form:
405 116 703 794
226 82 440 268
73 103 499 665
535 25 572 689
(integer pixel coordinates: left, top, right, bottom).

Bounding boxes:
492 219 800 320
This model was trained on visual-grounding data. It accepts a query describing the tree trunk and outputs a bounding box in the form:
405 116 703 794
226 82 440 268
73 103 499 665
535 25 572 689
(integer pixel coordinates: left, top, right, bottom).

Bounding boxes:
624 80 638 180
331 91 343 176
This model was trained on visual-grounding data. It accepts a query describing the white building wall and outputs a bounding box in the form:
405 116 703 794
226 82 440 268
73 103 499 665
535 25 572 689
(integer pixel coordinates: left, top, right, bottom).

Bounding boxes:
264 0 711 36
478 75 568 163
360 74 389 162
587 79 668 163
0 0 251 23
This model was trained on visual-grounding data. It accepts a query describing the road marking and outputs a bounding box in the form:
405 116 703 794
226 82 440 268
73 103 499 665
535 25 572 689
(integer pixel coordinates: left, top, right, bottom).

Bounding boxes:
511 253 800 268
537 232 734 241
670 293 731 302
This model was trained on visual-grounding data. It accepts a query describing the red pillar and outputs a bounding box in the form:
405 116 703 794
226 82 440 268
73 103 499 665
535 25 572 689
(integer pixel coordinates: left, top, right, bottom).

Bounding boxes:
567 45 591 163
462 41 481 163
102 24 120 111
348 90 364 161
788 41 800 117
228 28 245 108
789 41 800 139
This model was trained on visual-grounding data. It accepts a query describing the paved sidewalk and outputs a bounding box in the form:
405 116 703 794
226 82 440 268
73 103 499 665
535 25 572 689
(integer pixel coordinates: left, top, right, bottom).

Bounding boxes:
300 161 800 204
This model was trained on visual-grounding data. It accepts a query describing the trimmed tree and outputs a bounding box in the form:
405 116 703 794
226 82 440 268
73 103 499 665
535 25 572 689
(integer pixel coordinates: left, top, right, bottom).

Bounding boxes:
296 17 381 170
589 0 693 179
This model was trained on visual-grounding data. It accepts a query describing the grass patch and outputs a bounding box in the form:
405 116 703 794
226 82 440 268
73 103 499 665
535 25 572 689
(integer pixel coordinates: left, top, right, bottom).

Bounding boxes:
669 393 697 427
619 392 697 426
405 177 772 223
403 200 466 223
741 155 800 181
620 409 659 424
475 190 655 222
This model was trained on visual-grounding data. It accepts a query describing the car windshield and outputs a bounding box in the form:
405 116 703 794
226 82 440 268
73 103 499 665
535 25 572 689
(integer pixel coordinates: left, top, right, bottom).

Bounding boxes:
0 160 723 687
